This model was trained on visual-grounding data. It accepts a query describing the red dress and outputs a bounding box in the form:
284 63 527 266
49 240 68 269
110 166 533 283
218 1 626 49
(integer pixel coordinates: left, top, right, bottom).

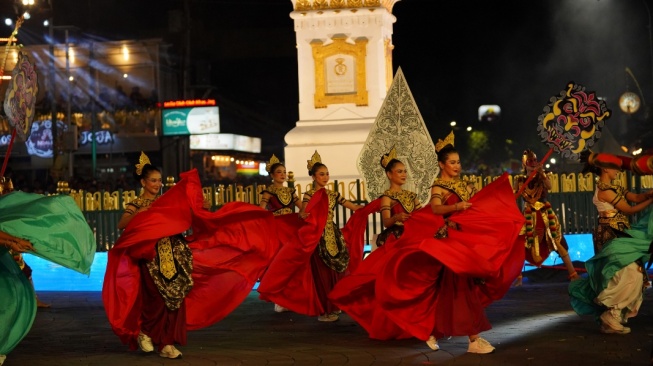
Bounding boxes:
330 199 441 340
102 169 279 350
330 173 525 340
258 188 354 316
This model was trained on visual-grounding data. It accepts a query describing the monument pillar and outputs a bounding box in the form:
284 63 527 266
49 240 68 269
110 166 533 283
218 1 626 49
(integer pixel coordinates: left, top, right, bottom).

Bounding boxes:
285 0 399 185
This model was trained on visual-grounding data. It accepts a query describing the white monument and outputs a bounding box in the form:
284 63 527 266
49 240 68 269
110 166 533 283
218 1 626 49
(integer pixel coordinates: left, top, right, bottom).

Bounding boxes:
284 0 400 189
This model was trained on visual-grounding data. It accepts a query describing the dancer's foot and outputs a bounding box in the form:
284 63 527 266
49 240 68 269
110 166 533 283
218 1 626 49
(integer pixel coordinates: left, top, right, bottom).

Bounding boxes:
426 336 439 351
137 332 154 353
467 337 495 354
159 345 182 359
274 304 288 313
512 275 523 287
317 313 339 322
36 297 51 308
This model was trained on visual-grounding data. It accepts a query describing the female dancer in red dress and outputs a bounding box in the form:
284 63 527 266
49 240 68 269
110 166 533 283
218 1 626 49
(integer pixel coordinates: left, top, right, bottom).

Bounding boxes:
329 147 436 340
259 154 302 217
259 154 303 313
336 131 524 353
104 152 278 359
258 150 362 322
375 146 423 248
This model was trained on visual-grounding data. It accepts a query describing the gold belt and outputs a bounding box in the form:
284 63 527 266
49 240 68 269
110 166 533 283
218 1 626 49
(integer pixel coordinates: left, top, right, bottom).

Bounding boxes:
598 210 618 218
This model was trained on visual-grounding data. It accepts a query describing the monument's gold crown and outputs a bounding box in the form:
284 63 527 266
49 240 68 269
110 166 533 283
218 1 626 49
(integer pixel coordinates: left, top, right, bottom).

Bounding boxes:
293 0 398 13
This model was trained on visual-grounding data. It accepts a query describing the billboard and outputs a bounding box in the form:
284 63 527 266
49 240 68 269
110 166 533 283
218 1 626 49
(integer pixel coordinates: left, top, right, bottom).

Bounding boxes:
189 133 261 153
162 106 220 136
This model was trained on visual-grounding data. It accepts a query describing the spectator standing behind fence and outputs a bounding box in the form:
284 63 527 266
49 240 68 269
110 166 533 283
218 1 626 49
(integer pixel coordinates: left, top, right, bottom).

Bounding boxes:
513 149 580 286
258 154 302 313
103 152 278 359
258 150 362 322
569 152 653 335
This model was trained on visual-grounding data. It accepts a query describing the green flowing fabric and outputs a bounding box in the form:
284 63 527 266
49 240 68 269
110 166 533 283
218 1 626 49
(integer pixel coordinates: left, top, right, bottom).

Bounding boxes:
0 247 36 355
0 191 96 357
569 209 653 317
0 191 96 275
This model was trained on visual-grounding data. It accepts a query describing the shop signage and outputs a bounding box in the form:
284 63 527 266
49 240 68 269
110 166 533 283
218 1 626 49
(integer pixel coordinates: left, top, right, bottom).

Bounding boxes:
162 106 220 136
80 130 113 145
189 133 261 153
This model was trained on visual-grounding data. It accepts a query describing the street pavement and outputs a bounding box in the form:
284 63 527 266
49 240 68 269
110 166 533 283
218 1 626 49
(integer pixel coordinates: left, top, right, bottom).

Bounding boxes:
6 269 653 366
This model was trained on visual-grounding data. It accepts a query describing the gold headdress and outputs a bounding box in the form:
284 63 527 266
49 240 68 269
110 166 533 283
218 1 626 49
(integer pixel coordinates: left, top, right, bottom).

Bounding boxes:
435 130 455 153
381 146 397 169
307 150 322 173
266 154 281 173
135 151 151 176
522 149 537 166
0 177 13 196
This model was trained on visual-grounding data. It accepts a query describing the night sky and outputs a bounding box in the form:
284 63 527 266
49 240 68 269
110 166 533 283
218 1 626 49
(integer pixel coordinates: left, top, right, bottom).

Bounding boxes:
3 0 652 167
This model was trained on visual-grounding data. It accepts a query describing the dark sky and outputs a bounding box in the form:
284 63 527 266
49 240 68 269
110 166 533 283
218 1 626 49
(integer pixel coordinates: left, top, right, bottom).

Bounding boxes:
3 0 653 163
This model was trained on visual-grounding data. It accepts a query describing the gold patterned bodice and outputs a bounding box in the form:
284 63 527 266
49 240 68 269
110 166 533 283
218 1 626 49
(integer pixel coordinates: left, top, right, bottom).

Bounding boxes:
303 188 350 272
515 173 549 206
305 188 343 224
127 195 158 210
381 189 421 213
262 186 296 216
431 178 474 202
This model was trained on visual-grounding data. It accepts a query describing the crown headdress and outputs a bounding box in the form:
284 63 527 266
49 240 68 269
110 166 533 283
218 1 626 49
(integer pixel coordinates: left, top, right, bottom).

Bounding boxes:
522 149 537 165
266 154 281 173
307 150 322 172
435 131 455 153
135 151 151 176
381 146 397 168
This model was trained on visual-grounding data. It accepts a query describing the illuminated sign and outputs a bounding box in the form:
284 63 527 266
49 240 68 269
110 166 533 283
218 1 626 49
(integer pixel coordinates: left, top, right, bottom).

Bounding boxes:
189 133 261 153
236 161 259 175
80 130 113 145
162 106 220 136
25 120 68 158
161 99 216 108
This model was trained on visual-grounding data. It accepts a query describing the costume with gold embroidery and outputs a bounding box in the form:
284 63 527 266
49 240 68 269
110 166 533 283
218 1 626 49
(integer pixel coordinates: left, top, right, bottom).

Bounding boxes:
594 180 630 245
330 174 526 341
376 189 422 247
260 186 298 216
569 173 652 325
125 194 194 312
303 188 349 273
103 169 279 351
514 172 567 267
431 178 475 238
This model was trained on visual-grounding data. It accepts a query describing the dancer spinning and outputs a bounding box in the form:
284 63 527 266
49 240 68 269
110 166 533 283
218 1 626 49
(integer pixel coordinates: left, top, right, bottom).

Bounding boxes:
258 150 362 322
259 154 302 313
0 178 96 366
104 152 277 358
569 152 653 334
375 146 423 248
513 149 579 285
329 147 435 340
373 131 524 353
259 154 302 216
